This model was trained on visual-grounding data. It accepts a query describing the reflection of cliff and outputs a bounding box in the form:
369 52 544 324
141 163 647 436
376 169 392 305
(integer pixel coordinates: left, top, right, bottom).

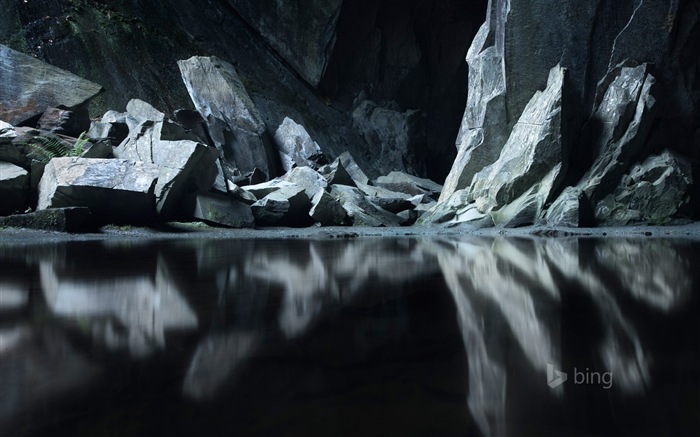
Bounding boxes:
0 236 696 435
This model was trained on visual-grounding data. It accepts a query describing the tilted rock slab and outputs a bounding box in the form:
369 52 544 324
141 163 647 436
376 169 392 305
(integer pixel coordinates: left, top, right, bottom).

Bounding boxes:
38 157 159 223
273 117 325 172
0 45 102 126
178 56 277 182
0 161 29 215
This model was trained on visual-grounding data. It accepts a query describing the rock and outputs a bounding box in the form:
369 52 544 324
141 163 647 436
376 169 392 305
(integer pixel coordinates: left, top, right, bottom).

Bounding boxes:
543 186 584 227
282 166 328 198
0 162 29 215
273 117 325 172
318 157 354 186
417 189 493 228
226 183 258 205
88 121 129 147
178 56 277 181
468 65 568 225
0 287 28 312
242 179 293 199
79 140 113 159
36 107 91 138
182 191 254 228
374 171 443 199
228 0 343 86
337 151 370 186
37 157 160 223
576 64 658 204
125 99 165 130
351 100 426 176
309 188 347 226
0 207 91 232
355 182 414 214
0 45 102 126
594 150 693 225
251 184 312 227
330 185 402 227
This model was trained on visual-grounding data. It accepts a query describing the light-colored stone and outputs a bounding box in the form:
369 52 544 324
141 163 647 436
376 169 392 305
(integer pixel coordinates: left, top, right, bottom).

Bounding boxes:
0 162 28 215
251 184 311 226
273 117 325 172
309 188 346 226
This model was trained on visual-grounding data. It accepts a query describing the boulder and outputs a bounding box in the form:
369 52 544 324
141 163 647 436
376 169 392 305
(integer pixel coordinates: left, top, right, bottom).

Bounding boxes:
36 106 91 138
182 191 254 228
242 179 294 199
355 182 414 214
251 184 312 226
227 0 343 87
282 166 328 198
416 189 493 228
374 171 443 199
330 185 402 227
309 188 347 226
273 117 325 172
0 45 102 126
79 140 113 159
576 64 658 204
318 157 355 186
0 162 29 215
543 186 584 227
351 100 426 176
594 150 693 225
226 183 258 205
337 151 370 186
469 66 568 222
0 207 91 232
178 56 277 181
37 157 160 223
88 121 129 147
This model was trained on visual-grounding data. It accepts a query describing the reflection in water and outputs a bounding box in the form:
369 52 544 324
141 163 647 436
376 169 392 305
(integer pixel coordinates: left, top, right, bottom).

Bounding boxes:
0 235 698 436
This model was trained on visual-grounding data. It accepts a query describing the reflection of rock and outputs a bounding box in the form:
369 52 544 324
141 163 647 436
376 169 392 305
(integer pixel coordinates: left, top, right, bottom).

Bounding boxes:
0 286 28 312
183 331 258 400
0 326 95 432
40 257 198 357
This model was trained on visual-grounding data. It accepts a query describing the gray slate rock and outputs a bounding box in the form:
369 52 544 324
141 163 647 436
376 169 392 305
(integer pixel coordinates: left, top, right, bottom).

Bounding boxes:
227 183 258 205
183 191 254 228
330 185 402 227
543 186 583 227
227 0 342 87
178 56 277 182
337 151 370 186
0 207 90 232
594 150 693 225
0 45 102 126
309 188 346 226
318 157 354 186
251 184 312 227
273 117 325 172
37 157 159 223
0 161 29 215
355 181 414 214
37 107 91 138
282 166 328 199
374 171 443 199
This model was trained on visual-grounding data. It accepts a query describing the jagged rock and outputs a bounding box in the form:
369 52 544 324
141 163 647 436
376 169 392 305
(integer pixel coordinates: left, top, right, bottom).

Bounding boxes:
0 45 102 126
337 151 370 186
595 150 693 225
251 184 311 226
330 185 402 227
228 0 342 87
89 121 129 147
182 191 254 228
543 186 584 227
226 183 258 205
440 19 508 201
36 107 91 138
374 171 443 200
124 99 165 130
37 157 159 223
243 179 294 199
351 100 426 176
79 140 113 159
282 166 328 198
576 64 657 204
417 189 493 228
0 207 91 232
309 188 347 226
355 182 414 214
178 56 277 181
318 157 354 186
0 162 29 215
273 117 325 172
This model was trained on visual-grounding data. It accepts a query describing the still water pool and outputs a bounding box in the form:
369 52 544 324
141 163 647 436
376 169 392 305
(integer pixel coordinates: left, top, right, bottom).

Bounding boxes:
1 236 698 436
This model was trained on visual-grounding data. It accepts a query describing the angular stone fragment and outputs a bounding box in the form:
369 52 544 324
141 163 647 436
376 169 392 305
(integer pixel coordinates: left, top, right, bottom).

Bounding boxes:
0 162 29 215
543 186 583 227
337 151 370 186
309 188 346 226
37 107 91 138
330 185 401 227
318 157 354 186
37 157 159 223
273 117 325 172
374 171 443 199
0 45 102 126
0 207 90 232
178 56 276 181
251 185 311 226
183 191 254 228
283 166 328 198
594 150 693 225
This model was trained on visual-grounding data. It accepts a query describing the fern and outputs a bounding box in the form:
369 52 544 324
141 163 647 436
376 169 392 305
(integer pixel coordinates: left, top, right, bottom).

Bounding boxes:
22 131 90 163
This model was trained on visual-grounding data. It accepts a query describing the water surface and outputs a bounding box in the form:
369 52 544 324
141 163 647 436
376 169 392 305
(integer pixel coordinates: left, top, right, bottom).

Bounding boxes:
1 235 698 436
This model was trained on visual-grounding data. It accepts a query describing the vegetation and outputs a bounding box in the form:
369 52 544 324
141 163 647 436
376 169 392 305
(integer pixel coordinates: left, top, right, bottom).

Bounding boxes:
23 131 91 163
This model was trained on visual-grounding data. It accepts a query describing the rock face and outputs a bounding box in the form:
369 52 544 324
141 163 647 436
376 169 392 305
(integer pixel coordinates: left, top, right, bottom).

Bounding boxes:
430 0 699 227
37 157 159 223
178 56 278 182
227 0 342 87
0 45 102 126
